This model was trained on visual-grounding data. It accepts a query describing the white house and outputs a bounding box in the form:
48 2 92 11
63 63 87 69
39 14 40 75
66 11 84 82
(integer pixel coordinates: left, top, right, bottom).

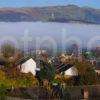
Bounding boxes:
57 64 78 77
17 57 39 76
64 66 78 76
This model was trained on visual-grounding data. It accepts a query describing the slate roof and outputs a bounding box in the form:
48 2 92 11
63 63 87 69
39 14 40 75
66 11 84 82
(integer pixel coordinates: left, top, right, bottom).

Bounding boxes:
56 64 73 73
16 57 32 65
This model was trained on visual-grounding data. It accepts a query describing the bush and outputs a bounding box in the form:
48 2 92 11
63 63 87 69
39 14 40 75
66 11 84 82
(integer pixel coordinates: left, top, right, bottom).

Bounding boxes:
0 84 7 100
75 61 97 85
39 61 55 83
79 69 97 85
0 70 38 89
0 70 12 88
15 73 38 87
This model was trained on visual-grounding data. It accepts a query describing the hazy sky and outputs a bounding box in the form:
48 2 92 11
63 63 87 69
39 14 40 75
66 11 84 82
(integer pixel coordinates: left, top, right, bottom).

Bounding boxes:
0 0 100 8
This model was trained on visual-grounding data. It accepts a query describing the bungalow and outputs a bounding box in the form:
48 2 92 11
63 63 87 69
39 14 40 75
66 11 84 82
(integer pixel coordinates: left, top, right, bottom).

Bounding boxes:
17 57 40 76
56 64 78 77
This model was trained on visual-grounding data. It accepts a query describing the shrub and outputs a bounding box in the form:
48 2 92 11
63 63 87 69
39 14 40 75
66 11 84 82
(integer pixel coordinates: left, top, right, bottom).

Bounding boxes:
0 70 12 88
39 61 55 83
15 73 38 87
0 84 7 100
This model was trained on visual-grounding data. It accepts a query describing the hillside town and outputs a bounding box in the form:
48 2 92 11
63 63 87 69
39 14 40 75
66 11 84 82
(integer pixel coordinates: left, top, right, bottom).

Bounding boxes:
0 0 100 100
0 43 100 99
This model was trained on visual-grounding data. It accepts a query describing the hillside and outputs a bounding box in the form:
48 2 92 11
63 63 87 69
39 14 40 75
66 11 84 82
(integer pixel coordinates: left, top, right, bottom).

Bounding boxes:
0 5 100 24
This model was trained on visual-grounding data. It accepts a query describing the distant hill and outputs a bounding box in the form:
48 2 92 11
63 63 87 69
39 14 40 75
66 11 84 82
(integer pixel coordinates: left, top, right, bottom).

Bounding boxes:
0 5 100 24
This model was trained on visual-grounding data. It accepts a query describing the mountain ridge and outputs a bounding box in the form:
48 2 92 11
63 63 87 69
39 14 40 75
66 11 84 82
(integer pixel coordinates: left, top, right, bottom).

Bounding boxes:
0 5 100 24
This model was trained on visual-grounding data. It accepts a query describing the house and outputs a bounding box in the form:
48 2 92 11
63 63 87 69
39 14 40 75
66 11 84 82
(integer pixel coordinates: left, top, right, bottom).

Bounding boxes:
60 54 72 63
59 53 81 63
64 66 78 76
17 57 40 76
95 61 100 76
56 64 78 77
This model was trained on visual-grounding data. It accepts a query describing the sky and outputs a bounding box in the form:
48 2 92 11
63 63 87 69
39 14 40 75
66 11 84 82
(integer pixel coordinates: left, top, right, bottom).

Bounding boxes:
0 0 100 9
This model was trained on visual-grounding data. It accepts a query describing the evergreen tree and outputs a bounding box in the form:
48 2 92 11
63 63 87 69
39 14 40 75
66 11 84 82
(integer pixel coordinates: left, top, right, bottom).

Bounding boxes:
39 61 55 82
